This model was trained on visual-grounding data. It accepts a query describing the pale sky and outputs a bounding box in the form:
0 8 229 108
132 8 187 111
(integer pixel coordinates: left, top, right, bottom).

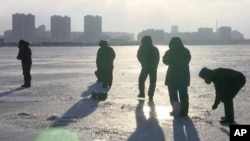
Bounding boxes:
1 0 250 38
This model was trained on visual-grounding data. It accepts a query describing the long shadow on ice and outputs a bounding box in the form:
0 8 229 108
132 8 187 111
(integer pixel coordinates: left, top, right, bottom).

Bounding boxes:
127 100 165 141
0 88 24 97
173 116 200 141
220 127 229 136
81 83 100 97
50 83 102 127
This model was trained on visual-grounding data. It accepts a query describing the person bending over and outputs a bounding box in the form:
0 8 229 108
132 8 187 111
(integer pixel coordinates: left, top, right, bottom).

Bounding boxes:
199 67 246 124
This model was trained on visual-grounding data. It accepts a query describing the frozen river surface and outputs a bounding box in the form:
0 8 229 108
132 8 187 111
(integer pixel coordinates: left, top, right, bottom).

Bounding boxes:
0 45 249 141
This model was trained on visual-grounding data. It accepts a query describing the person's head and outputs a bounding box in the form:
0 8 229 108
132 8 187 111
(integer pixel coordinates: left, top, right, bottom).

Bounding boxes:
99 40 108 47
141 36 153 46
199 67 213 84
169 37 184 50
18 40 25 48
23 41 30 47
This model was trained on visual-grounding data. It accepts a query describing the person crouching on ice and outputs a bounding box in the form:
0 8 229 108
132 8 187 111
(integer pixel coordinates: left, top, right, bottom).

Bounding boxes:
95 40 115 88
199 67 246 124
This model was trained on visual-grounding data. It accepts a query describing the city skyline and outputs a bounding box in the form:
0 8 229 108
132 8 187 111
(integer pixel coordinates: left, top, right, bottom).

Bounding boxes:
2 13 245 45
0 0 250 38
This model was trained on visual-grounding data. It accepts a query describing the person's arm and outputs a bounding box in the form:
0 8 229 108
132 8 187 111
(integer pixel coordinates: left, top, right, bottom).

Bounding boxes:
156 48 160 66
137 46 143 64
212 81 222 110
112 48 116 60
22 47 32 63
212 91 220 110
162 50 172 65
178 48 191 66
96 49 101 69
154 47 160 67
185 49 191 65
16 48 21 60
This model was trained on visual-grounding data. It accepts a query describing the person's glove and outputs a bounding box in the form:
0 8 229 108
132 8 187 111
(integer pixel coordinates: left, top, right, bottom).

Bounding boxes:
212 104 218 110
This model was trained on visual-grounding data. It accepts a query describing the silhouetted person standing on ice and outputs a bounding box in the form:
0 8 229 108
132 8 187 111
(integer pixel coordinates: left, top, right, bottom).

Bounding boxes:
137 36 159 101
163 37 191 117
17 40 32 88
95 40 115 88
199 67 246 124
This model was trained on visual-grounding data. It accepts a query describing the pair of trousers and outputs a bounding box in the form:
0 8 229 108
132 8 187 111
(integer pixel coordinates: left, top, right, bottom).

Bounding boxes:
168 86 189 115
138 68 157 98
22 64 32 82
220 79 245 121
223 99 234 121
95 69 113 87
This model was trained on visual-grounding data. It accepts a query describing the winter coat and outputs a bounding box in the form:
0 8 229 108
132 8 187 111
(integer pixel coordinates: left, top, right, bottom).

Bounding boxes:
96 46 115 70
17 46 32 66
211 68 246 104
137 45 159 71
163 46 191 87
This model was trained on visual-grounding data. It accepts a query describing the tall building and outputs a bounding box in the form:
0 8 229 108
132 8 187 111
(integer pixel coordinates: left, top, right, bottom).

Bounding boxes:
51 15 71 42
4 30 13 43
84 15 102 43
137 29 165 43
171 25 179 33
12 13 35 41
217 26 232 43
197 27 215 43
231 30 244 41
35 25 47 42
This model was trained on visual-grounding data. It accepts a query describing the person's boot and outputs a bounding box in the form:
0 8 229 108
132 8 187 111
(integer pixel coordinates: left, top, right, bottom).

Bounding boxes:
222 101 235 124
21 80 31 88
221 116 226 120
180 101 189 117
148 92 154 101
102 83 108 88
137 92 145 98
21 80 26 88
149 96 153 101
26 81 31 87
220 117 235 124
169 111 175 116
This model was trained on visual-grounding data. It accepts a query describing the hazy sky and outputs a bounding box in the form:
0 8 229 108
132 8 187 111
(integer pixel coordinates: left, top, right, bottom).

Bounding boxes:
1 0 250 38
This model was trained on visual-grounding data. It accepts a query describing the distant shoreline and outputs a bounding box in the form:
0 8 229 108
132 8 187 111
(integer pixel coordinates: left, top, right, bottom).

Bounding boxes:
1 41 250 47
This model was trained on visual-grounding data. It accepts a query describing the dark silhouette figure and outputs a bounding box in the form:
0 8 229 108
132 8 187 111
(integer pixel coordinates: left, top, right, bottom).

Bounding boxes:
95 40 115 88
137 36 159 101
127 100 165 141
163 37 191 117
199 67 246 124
17 40 32 88
173 117 200 141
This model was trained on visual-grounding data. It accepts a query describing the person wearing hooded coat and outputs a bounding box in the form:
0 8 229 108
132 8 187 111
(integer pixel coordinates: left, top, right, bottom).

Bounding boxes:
199 67 246 124
163 37 191 116
95 40 115 88
137 36 159 101
16 40 32 88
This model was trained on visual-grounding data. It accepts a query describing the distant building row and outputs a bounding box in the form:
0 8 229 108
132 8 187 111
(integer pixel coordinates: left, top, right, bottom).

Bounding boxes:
138 26 245 45
4 13 135 44
3 13 245 45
